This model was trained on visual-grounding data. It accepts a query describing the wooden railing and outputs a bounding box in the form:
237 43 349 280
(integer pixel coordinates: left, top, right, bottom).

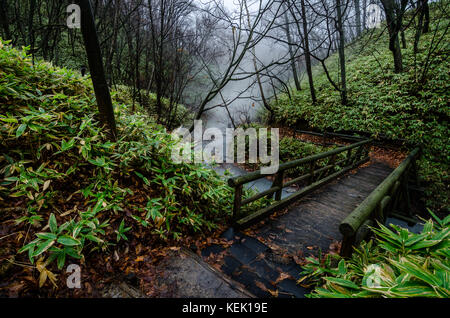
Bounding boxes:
228 139 373 229
339 147 421 257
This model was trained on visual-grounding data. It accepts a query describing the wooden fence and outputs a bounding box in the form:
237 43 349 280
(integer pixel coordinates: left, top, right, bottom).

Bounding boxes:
228 139 373 229
339 147 421 257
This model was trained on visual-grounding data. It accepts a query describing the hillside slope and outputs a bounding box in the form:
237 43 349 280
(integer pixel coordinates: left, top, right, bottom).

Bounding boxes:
271 2 449 210
0 39 253 292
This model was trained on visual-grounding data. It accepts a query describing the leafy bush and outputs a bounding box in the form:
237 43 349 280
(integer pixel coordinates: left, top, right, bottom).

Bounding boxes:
111 85 192 128
299 211 450 298
238 123 345 179
279 137 327 163
269 4 449 210
279 136 346 179
0 40 266 272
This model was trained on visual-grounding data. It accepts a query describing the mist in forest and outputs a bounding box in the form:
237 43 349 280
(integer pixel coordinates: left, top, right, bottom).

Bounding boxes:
202 0 292 131
203 38 289 131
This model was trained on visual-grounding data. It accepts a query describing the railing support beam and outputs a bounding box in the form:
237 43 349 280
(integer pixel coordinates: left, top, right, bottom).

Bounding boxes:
339 147 421 257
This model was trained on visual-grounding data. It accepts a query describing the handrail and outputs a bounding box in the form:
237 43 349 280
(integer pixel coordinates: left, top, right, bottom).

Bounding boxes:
228 139 373 229
339 147 421 257
228 139 372 187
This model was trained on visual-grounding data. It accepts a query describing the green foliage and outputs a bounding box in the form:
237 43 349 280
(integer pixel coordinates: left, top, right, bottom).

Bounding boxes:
111 85 192 128
116 219 132 242
18 207 109 270
299 211 450 298
279 137 345 178
0 40 242 269
279 137 327 163
270 4 449 210
238 123 338 178
240 123 349 180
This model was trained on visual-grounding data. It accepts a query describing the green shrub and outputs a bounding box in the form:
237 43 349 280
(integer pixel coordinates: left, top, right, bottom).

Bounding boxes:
238 123 344 179
0 40 265 271
279 137 346 178
111 85 192 128
299 211 450 298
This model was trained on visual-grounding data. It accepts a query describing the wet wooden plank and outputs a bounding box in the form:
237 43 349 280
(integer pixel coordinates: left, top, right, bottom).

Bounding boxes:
256 162 393 255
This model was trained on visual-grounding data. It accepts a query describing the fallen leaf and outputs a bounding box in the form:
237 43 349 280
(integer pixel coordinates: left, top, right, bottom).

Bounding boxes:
39 270 48 288
268 289 279 297
274 272 291 284
255 281 268 291
43 180 51 191
255 253 265 261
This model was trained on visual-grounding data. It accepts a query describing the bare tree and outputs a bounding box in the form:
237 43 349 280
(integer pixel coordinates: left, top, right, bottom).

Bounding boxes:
282 1 301 91
354 0 362 36
190 0 284 130
299 0 317 103
336 0 348 104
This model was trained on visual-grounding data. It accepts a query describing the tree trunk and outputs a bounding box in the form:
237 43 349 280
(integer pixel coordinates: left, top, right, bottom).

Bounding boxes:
422 0 430 33
401 30 406 49
354 0 362 36
362 0 367 30
244 0 272 119
0 0 11 40
148 0 165 123
75 0 117 139
336 0 348 105
381 0 405 73
28 0 36 64
389 29 403 73
106 3 120 87
283 4 301 91
300 0 316 104
414 0 425 53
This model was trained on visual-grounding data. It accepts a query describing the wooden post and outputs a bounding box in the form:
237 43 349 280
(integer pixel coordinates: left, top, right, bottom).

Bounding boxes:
375 202 382 223
389 180 401 213
376 195 391 223
355 219 374 246
327 154 337 177
309 161 315 185
402 173 412 217
354 146 363 164
412 159 420 187
363 145 370 159
233 185 243 222
272 171 284 201
345 148 353 166
340 234 356 258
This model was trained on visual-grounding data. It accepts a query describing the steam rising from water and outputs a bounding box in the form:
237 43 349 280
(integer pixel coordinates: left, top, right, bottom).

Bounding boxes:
203 37 289 132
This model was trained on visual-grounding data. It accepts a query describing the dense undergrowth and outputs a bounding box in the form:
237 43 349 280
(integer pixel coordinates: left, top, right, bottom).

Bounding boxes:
111 85 192 129
299 211 450 298
0 40 266 279
240 123 345 179
279 136 346 178
269 3 449 211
